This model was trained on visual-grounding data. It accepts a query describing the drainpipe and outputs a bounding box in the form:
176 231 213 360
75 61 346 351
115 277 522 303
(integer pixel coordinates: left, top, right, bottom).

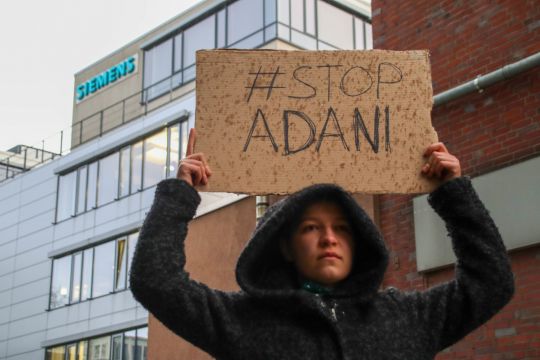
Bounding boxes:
434 51 540 107
256 196 269 221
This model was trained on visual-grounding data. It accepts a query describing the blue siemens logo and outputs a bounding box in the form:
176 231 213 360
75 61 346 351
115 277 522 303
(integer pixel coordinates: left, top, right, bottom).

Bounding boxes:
76 56 137 102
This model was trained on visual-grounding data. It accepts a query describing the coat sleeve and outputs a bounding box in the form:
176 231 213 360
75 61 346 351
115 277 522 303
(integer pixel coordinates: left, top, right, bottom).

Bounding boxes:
408 177 514 351
129 178 243 357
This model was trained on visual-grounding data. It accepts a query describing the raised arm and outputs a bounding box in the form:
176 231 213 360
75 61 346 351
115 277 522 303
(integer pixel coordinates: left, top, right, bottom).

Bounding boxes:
129 129 241 357
406 143 514 350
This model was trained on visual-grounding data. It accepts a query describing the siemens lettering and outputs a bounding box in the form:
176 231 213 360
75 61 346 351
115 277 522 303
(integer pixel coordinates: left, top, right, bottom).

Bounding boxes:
76 56 137 102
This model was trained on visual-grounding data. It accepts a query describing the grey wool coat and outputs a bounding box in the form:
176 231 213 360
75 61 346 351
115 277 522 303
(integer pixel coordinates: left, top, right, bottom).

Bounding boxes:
129 176 514 360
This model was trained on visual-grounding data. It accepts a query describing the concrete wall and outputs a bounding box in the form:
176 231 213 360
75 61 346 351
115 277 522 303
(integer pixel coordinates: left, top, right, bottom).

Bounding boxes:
372 0 540 358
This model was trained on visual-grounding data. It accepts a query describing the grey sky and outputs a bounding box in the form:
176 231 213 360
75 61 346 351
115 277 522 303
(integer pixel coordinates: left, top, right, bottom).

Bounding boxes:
0 0 202 153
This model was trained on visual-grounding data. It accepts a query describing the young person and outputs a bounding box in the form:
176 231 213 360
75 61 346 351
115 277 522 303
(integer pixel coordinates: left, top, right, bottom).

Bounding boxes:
130 129 514 359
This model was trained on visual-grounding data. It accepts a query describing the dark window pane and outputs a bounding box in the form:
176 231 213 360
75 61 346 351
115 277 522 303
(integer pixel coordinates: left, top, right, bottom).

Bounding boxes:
81 249 93 301
78 341 88 360
143 39 172 88
355 18 365 49
89 336 111 360
227 0 263 45
131 142 143 193
291 0 304 31
46 345 66 360
265 0 277 25
143 129 168 188
76 166 87 214
317 0 353 49
277 0 289 25
71 252 82 303
50 256 71 308
112 335 122 360
168 124 180 178
92 242 115 298
184 16 215 68
305 0 316 35
87 162 98 211
127 232 139 282
135 327 148 360
123 330 136 360
115 238 127 290
57 171 77 221
173 33 183 72
119 147 130 198
98 152 120 206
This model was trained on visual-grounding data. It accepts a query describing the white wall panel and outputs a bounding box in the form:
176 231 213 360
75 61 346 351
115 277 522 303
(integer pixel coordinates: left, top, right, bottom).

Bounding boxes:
0 194 20 218
12 261 49 288
11 278 49 304
5 331 45 357
9 296 47 321
8 313 47 338
0 179 22 202
414 156 540 271
14 244 52 271
19 177 56 207
18 194 56 221
0 274 13 292
16 227 53 254
0 242 16 262
0 257 15 277
0 225 17 247
18 212 53 238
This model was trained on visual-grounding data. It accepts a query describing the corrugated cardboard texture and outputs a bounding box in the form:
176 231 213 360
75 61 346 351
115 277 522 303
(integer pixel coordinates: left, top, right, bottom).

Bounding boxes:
195 49 438 194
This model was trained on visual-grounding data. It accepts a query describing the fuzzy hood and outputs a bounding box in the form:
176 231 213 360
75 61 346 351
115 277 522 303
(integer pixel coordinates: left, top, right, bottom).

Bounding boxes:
236 184 389 300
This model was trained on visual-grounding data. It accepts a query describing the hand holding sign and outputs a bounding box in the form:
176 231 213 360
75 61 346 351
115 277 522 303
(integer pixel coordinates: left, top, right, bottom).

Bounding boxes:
177 128 212 187
422 142 461 182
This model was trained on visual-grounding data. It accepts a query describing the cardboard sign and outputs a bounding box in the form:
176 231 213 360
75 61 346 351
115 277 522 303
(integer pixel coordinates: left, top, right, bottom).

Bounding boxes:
195 49 438 194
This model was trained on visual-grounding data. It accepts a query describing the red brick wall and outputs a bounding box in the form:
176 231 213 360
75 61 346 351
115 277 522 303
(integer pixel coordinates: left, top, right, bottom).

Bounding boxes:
372 0 540 358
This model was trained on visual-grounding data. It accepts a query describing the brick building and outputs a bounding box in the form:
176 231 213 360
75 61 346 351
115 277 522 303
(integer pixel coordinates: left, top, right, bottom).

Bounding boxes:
372 1 540 359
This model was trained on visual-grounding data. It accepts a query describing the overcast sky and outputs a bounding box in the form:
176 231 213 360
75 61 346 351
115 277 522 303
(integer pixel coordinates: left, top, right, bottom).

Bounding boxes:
0 0 203 153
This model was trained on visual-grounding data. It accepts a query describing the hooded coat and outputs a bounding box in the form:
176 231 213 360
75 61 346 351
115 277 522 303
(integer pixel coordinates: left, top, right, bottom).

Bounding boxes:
130 176 514 360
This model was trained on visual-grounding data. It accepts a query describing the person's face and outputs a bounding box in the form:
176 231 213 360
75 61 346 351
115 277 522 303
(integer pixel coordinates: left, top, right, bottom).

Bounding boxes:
283 202 355 286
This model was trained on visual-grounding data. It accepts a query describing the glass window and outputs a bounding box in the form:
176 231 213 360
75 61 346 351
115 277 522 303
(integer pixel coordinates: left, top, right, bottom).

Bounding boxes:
57 171 77 221
87 162 98 211
290 0 304 31
67 343 77 360
123 330 136 360
81 248 93 301
217 9 226 48
168 124 180 178
143 39 172 89
78 341 88 360
89 336 111 360
115 238 127 291
131 141 143 193
135 327 148 360
76 166 87 214
98 152 120 206
183 15 215 68
112 334 122 360
143 129 168 188
71 252 82 303
365 22 373 49
317 0 353 49
92 242 115 298
265 0 277 26
127 232 138 280
119 147 130 198
173 33 183 72
181 122 189 159
278 0 289 25
46 345 66 360
305 0 316 35
50 256 71 308
355 18 365 49
227 0 263 46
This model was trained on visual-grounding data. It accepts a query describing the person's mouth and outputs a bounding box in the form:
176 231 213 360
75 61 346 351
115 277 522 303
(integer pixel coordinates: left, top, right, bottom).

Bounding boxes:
319 252 341 260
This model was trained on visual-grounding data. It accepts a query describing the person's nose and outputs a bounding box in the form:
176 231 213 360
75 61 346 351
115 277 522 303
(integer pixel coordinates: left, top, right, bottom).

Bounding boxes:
320 226 338 247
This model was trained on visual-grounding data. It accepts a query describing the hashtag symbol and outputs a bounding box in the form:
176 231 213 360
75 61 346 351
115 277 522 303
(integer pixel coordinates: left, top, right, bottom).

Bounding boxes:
245 66 286 102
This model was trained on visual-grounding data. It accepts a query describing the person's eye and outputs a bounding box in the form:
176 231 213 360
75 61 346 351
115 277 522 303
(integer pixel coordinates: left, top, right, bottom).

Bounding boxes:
302 224 318 233
336 224 351 233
